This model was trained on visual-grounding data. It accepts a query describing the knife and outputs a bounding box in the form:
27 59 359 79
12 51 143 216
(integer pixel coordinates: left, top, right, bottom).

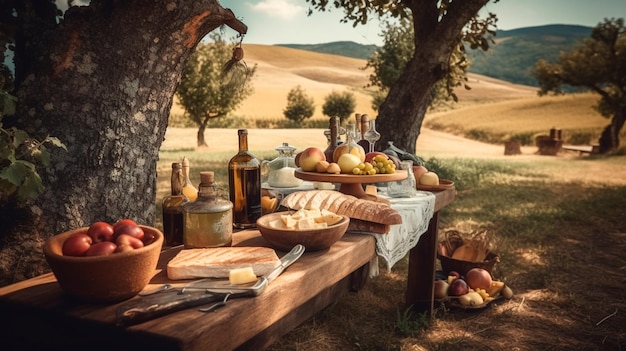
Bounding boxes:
115 244 305 327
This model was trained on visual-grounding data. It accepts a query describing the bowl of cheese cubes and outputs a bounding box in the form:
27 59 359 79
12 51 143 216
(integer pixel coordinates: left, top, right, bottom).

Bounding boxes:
256 209 349 251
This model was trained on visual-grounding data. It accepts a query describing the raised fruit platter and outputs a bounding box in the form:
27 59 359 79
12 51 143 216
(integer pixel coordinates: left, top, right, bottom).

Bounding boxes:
294 168 407 201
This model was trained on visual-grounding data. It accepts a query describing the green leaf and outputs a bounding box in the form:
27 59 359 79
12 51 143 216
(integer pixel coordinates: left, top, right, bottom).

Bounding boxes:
11 128 29 148
16 172 44 201
0 160 34 186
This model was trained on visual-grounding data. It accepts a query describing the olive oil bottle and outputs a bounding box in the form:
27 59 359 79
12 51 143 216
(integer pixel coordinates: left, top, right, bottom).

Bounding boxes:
228 129 262 228
182 171 233 248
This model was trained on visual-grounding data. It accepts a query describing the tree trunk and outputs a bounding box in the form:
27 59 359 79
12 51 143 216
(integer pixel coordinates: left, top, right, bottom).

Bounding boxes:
0 1 247 286
598 106 625 153
197 122 209 148
375 0 489 154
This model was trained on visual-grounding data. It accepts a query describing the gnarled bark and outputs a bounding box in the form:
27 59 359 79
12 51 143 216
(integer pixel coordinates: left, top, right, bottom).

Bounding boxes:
0 1 247 286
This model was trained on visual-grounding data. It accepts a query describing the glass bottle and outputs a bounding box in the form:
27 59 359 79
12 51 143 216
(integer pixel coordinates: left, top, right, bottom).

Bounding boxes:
345 123 364 156
364 119 381 153
228 129 262 228
182 171 233 248
357 114 370 151
261 143 302 188
324 116 340 162
162 162 189 247
354 113 362 140
181 156 198 202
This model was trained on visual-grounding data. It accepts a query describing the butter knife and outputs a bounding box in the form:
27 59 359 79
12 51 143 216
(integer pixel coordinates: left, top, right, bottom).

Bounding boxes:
115 244 305 326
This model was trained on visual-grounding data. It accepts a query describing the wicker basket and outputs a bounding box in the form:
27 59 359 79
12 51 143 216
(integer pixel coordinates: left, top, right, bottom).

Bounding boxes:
437 233 499 276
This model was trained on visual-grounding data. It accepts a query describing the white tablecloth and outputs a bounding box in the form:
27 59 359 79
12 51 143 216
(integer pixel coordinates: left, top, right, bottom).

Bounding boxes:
349 189 436 272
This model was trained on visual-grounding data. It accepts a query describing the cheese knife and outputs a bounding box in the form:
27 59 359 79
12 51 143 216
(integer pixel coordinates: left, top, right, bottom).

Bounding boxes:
115 244 305 326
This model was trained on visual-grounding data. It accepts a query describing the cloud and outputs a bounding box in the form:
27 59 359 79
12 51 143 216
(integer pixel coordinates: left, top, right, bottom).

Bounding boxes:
251 0 305 20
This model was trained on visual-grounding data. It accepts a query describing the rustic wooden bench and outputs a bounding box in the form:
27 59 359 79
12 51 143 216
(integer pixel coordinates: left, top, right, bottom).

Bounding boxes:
561 144 599 155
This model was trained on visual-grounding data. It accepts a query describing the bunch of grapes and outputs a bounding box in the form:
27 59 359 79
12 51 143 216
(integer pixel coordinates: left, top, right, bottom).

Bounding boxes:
352 155 396 175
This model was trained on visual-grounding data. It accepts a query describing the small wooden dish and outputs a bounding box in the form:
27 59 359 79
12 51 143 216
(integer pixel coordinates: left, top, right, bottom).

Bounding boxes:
257 211 350 251
416 179 455 191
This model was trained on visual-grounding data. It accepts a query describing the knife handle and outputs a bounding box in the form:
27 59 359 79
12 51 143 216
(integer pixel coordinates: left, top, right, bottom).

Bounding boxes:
116 290 224 327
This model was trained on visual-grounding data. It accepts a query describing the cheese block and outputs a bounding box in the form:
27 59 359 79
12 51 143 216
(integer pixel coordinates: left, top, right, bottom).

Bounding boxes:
167 247 281 280
229 267 258 285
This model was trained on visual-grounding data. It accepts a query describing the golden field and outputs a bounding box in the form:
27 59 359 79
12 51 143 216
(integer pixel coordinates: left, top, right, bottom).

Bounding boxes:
171 44 550 122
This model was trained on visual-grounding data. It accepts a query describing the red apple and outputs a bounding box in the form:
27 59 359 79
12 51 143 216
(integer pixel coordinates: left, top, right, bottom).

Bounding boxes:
465 268 493 290
447 278 469 296
412 165 428 184
434 279 449 300
299 147 326 172
364 152 387 163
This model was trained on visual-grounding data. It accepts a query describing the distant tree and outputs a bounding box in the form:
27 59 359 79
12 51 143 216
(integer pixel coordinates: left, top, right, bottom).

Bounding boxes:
176 33 256 147
533 18 626 153
322 90 356 122
283 85 315 123
306 0 497 153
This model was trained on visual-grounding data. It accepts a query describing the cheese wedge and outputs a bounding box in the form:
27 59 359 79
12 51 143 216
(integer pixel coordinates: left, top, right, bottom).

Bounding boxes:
229 267 257 285
167 247 280 280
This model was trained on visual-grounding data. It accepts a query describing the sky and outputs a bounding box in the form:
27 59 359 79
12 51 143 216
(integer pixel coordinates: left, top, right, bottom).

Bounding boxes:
219 0 626 46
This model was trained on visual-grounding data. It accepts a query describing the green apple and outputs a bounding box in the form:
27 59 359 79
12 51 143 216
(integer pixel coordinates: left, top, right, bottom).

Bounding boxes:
337 153 361 174
419 172 439 185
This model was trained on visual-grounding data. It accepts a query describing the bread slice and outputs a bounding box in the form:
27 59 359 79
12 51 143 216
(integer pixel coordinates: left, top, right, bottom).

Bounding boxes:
167 247 281 280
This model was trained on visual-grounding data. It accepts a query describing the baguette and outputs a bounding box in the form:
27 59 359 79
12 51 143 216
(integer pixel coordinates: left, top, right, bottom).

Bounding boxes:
348 219 390 234
280 190 402 226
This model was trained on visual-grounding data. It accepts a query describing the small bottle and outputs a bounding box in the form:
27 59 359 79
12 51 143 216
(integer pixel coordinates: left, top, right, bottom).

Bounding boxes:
181 156 198 202
324 116 340 161
228 129 262 228
357 114 370 151
162 162 190 247
182 171 233 248
354 113 362 140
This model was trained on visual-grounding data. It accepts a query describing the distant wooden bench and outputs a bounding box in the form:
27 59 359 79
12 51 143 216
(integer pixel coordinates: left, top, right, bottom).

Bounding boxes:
561 144 599 155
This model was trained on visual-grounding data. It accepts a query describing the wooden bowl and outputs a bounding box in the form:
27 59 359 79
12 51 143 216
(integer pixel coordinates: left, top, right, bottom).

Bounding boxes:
43 225 163 303
256 211 350 251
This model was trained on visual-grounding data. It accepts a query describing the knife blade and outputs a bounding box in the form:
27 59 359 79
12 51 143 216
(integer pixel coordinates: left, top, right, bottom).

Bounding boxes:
115 244 304 326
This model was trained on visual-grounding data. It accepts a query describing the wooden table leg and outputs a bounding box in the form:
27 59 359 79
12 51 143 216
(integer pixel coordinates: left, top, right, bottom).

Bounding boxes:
405 211 439 316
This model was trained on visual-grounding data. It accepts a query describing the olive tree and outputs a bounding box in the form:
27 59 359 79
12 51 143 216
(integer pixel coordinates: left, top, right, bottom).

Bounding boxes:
0 0 247 286
176 33 256 148
306 0 497 153
533 18 626 153
322 90 356 122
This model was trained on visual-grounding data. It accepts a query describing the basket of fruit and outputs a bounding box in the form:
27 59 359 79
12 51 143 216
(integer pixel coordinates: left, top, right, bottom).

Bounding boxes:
437 230 499 276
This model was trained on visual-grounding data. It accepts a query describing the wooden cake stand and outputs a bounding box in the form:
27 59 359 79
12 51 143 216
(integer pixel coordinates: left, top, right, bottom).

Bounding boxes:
294 169 407 202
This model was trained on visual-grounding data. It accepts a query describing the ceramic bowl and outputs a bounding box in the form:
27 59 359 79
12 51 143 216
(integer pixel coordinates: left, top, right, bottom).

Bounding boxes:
256 211 350 251
43 225 163 303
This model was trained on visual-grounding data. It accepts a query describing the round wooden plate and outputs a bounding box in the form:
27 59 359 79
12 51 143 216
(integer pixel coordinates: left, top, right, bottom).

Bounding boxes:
294 169 407 184
416 179 454 191
294 169 407 201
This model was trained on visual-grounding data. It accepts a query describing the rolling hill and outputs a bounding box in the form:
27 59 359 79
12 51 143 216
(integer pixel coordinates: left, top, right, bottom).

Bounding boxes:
172 44 538 120
277 24 593 87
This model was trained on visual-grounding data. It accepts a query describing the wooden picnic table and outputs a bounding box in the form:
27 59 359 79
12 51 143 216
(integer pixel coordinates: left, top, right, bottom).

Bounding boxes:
0 187 454 351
